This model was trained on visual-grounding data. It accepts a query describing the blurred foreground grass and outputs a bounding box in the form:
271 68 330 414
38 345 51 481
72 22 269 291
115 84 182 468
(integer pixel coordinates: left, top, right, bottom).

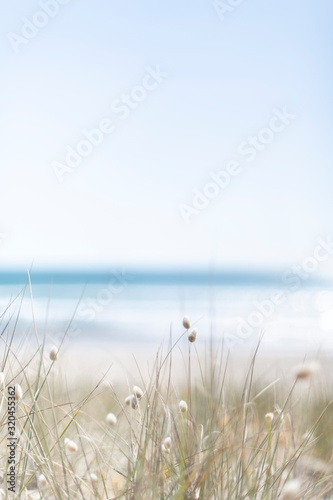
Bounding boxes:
1 306 333 499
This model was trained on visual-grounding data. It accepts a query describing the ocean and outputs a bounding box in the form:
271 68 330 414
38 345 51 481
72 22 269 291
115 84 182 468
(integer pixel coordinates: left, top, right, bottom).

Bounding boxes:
0 270 332 353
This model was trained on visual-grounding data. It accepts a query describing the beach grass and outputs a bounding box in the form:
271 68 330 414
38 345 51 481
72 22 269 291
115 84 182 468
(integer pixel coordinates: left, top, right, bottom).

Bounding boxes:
1 305 333 499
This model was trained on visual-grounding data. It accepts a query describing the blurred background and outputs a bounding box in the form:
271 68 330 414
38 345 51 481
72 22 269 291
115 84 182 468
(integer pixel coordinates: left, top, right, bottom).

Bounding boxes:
0 0 332 351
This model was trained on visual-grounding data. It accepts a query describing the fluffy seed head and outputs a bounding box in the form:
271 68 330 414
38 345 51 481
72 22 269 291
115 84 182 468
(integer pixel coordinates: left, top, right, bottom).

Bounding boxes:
125 395 132 406
131 395 138 410
188 329 197 343
179 400 188 413
106 412 117 425
64 438 78 453
183 316 191 329
49 346 58 361
295 361 319 380
163 436 172 449
281 479 301 499
133 385 144 399
37 474 47 489
88 473 98 483
161 443 170 454
14 384 23 401
183 316 191 330
265 412 274 422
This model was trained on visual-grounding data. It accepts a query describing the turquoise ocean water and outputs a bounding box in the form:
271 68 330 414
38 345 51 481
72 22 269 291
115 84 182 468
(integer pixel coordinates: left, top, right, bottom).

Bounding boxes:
0 270 332 352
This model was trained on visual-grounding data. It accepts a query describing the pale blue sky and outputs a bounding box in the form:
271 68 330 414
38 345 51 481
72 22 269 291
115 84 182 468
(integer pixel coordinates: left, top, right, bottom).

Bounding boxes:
0 0 332 270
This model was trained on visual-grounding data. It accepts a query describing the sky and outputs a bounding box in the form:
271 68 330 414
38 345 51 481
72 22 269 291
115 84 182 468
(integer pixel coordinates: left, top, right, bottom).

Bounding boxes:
0 0 332 271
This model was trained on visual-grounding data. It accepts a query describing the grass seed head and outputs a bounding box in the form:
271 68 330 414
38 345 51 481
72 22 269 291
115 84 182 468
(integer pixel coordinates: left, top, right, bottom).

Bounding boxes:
49 346 58 361
183 315 191 329
125 395 132 406
179 400 188 413
14 383 23 401
37 474 47 489
89 473 98 483
131 395 138 410
106 412 117 425
281 478 301 499
265 412 274 422
64 438 78 453
163 437 172 449
295 361 319 380
133 385 144 399
188 329 197 343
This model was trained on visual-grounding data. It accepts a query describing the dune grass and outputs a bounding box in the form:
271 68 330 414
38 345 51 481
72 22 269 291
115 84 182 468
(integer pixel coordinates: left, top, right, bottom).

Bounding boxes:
0 295 333 499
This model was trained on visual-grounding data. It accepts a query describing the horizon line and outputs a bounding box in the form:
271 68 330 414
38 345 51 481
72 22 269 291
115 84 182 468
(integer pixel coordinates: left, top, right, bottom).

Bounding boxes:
0 268 331 286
